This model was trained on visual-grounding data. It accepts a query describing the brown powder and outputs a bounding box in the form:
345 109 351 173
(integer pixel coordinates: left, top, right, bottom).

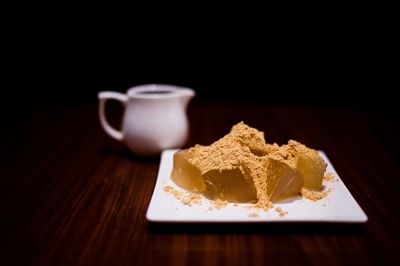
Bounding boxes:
249 212 259 218
300 188 332 201
324 172 336 182
164 185 202 206
212 199 228 209
274 207 288 217
188 122 279 173
181 193 202 206
163 185 183 198
254 199 274 211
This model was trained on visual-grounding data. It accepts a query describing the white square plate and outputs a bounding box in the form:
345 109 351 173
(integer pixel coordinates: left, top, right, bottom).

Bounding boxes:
146 150 368 223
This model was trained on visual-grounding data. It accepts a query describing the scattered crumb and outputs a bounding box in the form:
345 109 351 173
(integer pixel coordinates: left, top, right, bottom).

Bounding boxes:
208 207 213 211
212 199 228 209
181 192 202 206
163 185 183 198
163 185 172 192
274 207 287 217
249 212 259 218
300 188 332 201
324 172 339 182
254 200 274 211
233 203 238 207
163 185 202 206
246 200 273 211
324 172 336 182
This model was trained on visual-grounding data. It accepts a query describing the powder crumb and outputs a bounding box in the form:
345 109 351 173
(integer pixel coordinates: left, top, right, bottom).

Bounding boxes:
181 192 202 206
164 185 202 206
163 185 173 192
300 188 332 201
249 212 259 218
163 185 183 198
274 207 287 217
253 199 274 211
208 207 213 211
212 199 228 209
324 172 336 182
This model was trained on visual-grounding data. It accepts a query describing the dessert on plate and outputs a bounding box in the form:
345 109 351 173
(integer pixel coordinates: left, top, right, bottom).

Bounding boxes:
171 122 327 208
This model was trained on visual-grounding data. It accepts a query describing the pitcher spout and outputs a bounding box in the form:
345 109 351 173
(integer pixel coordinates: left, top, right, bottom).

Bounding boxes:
178 89 195 108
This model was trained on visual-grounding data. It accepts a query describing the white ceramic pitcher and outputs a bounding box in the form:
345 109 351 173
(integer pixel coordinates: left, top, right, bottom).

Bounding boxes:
98 84 195 156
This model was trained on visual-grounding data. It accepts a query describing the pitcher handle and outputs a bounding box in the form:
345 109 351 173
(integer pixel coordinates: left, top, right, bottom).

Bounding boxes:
98 91 128 141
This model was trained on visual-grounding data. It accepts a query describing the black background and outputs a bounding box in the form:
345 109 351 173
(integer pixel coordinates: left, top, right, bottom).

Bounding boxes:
2 7 396 107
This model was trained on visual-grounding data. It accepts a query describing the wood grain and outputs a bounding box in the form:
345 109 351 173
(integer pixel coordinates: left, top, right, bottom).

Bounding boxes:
0 102 399 265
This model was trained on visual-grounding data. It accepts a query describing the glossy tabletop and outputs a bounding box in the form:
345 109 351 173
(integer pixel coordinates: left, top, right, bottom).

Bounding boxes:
1 102 399 265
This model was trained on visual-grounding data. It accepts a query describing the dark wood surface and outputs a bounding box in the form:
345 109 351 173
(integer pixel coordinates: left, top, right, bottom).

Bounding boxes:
1 102 399 265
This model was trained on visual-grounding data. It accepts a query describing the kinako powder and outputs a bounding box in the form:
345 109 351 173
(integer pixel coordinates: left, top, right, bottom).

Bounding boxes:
171 122 328 210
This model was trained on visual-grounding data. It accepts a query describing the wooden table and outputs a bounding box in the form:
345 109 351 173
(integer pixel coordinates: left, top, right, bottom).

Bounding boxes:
1 102 399 265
